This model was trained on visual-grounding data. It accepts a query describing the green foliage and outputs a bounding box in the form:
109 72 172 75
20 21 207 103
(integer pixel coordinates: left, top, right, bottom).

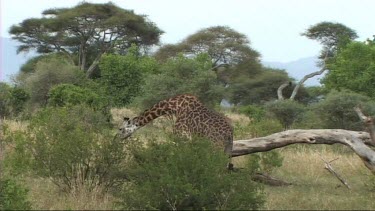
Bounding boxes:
227 68 306 105
302 21 358 58
247 151 284 175
265 100 306 129
21 56 85 107
47 84 111 120
99 49 157 107
323 41 375 98
0 83 12 117
313 90 375 130
154 26 259 66
117 136 264 210
0 83 29 118
3 105 127 192
154 26 262 85
134 54 224 109
0 178 31 210
236 105 266 122
47 84 99 107
10 2 163 77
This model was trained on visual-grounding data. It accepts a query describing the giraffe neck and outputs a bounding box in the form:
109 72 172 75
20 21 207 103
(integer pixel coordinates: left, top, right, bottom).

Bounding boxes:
133 99 175 127
132 94 201 127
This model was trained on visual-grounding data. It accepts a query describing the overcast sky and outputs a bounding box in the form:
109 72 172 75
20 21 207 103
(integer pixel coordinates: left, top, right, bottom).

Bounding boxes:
1 0 375 62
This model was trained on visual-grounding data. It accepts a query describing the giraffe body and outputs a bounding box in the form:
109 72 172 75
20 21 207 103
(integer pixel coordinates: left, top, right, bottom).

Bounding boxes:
119 94 234 165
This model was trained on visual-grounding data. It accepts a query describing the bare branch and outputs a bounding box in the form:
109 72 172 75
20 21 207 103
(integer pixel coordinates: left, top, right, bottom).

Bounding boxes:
354 106 375 146
277 81 291 100
319 154 351 189
290 51 330 100
232 129 375 174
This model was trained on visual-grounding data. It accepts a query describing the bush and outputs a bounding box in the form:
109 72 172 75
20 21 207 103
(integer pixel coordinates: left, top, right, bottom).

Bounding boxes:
236 105 266 122
0 83 29 118
117 136 264 210
265 100 306 129
0 177 31 210
3 105 128 192
313 90 375 130
134 54 224 109
99 46 157 107
22 56 85 107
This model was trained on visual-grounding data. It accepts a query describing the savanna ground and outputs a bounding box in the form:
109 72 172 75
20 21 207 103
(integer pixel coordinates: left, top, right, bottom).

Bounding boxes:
2 108 375 210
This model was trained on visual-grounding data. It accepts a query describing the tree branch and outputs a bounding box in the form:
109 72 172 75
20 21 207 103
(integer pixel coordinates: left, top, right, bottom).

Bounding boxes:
289 51 330 100
277 81 291 100
354 106 375 146
232 129 375 174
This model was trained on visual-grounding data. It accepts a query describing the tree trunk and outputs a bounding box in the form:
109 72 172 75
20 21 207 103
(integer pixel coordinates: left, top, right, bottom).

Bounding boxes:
232 129 375 174
86 52 104 78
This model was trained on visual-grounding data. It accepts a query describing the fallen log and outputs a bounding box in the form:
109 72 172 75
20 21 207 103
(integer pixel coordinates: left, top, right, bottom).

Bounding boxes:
232 129 375 174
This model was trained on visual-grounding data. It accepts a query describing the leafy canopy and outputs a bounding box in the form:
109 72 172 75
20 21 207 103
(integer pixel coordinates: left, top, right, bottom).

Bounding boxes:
134 54 224 109
302 21 358 58
155 26 259 65
9 2 163 77
323 41 375 98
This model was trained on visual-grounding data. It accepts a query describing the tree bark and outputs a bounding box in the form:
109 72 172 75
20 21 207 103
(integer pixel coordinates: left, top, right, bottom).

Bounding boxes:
289 51 330 100
277 81 291 100
232 129 375 174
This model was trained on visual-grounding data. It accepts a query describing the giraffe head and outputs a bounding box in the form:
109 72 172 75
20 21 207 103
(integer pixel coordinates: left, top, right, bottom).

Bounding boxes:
118 117 139 139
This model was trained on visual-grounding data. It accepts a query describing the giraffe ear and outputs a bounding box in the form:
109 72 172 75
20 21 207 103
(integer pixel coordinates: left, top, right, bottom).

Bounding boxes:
123 117 130 121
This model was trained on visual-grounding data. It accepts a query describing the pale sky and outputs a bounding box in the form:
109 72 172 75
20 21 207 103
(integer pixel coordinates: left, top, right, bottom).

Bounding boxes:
1 0 375 62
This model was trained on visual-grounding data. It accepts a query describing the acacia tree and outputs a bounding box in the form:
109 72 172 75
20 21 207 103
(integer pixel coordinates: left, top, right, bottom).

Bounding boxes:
301 21 358 58
154 26 260 68
322 41 375 98
278 22 358 100
9 2 163 78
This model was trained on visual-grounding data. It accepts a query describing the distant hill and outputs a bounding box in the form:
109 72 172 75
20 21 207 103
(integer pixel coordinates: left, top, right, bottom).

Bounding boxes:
1 37 37 82
262 56 324 87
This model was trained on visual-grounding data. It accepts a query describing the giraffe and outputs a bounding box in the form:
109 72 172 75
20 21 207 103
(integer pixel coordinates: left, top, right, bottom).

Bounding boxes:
118 94 234 170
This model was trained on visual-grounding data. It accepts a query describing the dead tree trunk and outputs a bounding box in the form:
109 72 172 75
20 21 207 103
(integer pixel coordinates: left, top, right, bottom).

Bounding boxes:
232 129 375 174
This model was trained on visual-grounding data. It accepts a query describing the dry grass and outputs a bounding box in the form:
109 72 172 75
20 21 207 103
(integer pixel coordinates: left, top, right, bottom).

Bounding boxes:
264 145 375 210
3 110 375 210
24 177 116 210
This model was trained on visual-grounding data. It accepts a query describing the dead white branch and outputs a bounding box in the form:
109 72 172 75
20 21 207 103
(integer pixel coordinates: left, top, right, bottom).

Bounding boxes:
354 106 375 145
319 155 351 189
232 129 375 174
277 81 291 100
289 51 330 100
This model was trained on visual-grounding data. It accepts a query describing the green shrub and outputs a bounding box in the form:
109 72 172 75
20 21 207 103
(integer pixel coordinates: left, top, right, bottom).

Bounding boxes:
0 83 29 118
0 178 31 210
236 105 266 122
0 83 12 117
3 105 128 192
22 56 85 107
99 46 157 107
117 136 264 210
47 83 111 121
133 54 224 109
313 90 375 130
265 100 306 129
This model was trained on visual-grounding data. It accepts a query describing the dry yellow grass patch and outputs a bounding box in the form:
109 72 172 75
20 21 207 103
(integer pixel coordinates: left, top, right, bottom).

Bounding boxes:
264 145 375 210
224 111 252 126
25 177 117 210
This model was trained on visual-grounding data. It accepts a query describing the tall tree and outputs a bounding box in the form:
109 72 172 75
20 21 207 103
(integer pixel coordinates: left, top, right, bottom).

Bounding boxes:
154 26 260 67
302 21 358 58
322 41 375 98
9 2 163 78
154 26 262 85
